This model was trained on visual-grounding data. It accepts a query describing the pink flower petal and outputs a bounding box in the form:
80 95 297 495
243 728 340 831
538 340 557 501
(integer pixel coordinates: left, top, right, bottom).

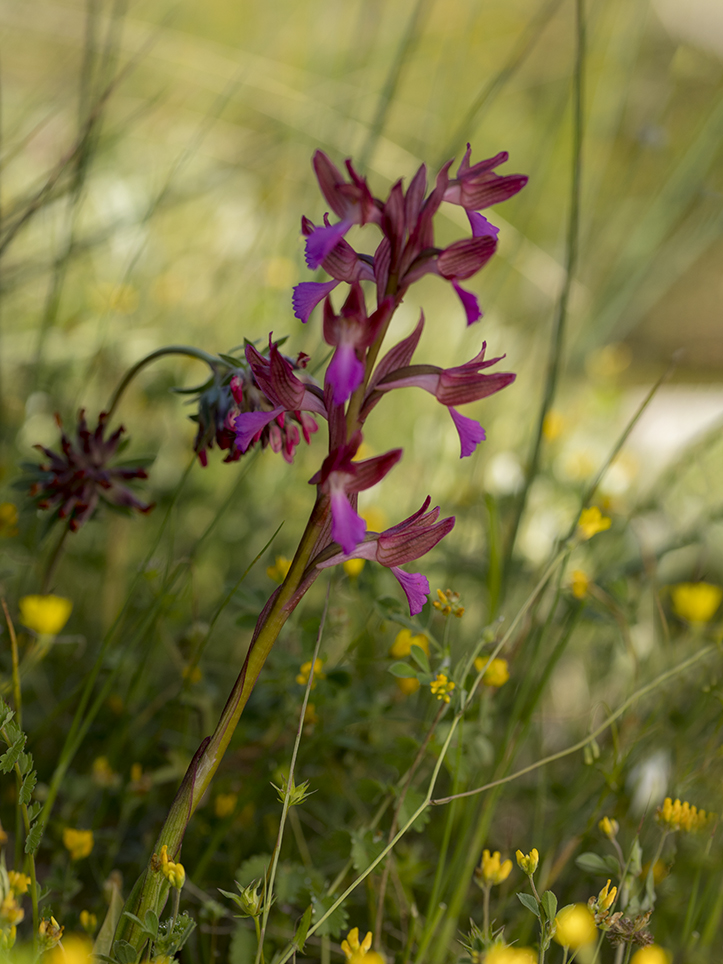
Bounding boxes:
449 407 486 458
391 567 430 616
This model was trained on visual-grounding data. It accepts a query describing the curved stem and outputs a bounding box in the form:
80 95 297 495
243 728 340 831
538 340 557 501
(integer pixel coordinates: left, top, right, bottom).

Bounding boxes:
105 345 223 420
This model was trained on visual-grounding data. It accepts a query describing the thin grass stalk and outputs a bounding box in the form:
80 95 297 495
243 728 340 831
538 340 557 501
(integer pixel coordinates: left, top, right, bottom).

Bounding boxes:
504 0 586 574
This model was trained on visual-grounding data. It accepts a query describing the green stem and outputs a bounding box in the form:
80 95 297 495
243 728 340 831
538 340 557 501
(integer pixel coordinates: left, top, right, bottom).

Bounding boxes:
105 345 223 420
504 0 585 574
41 526 69 595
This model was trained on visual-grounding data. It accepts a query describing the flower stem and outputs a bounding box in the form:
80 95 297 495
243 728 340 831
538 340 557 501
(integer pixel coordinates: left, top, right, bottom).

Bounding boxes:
41 525 69 594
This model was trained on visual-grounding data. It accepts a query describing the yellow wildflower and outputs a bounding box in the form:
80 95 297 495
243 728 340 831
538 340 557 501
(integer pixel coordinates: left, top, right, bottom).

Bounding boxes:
515 849 539 876
640 859 668 884
553 904 596 948
656 797 711 833
631 947 671 964
156 844 185 890
343 558 366 578
19 595 72 635
38 916 64 950
0 503 18 537
79 910 97 933
129 763 152 794
570 569 589 599
670 583 722 624
396 677 420 696
303 703 319 726
361 507 387 532
475 656 510 688
92 756 120 789
266 556 292 583
596 879 617 912
296 659 325 688
0 893 24 927
48 934 93 962
598 816 619 839
542 411 565 441
389 628 430 659
63 828 94 861
577 506 611 540
486 947 537 964
182 664 202 684
214 793 238 819
433 589 465 617
7 872 30 896
430 673 455 703
475 849 513 886
341 928 383 962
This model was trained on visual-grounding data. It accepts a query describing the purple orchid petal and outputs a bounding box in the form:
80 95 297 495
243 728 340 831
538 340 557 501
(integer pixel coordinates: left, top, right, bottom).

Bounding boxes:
391 567 429 616
452 281 482 326
468 211 500 240
327 343 365 405
331 489 367 555
449 407 486 458
292 280 339 323
234 407 284 452
305 219 353 270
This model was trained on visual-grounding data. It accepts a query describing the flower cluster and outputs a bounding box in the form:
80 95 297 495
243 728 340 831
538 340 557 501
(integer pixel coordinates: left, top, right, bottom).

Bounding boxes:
475 849 513 886
229 147 523 614
0 868 30 951
63 827 94 861
433 588 465 617
655 796 711 833
430 672 455 703
154 844 186 890
27 411 153 532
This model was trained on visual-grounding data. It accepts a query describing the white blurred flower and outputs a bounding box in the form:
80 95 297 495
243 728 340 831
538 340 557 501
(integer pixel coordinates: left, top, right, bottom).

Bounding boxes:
627 750 670 816
485 451 524 496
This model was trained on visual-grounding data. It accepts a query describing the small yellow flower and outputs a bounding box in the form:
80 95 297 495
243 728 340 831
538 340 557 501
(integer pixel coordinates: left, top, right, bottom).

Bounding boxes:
570 569 589 599
486 947 537 964
596 879 617 912
303 703 319 726
266 556 292 583
156 844 185 890
670 583 722 624
389 628 430 659
38 916 64 950
577 506 611 540
341 928 383 962
47 934 93 962
92 756 120 789
182 663 203 684
542 411 565 442
475 849 513 886
396 677 421 696
515 849 539 876
553 904 597 948
630 947 671 964
79 909 97 933
296 659 326 688
0 503 18 538
19 595 72 635
63 828 94 861
598 816 619 839
433 588 465 617
343 558 366 578
430 672 455 703
360 507 387 532
656 797 712 833
0 893 24 927
215 793 238 819
474 656 510 688
7 871 30 895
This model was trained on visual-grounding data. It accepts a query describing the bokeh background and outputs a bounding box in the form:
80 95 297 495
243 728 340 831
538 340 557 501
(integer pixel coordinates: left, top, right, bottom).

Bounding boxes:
0 0 722 958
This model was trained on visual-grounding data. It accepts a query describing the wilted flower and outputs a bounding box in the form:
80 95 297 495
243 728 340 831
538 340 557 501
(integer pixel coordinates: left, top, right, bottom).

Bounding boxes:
28 411 153 531
577 506 611 540
63 828 94 861
656 797 711 832
553 904 597 948
19 595 72 635
433 589 465 617
430 672 455 703
475 849 512 886
475 657 509 688
38 916 64 950
515 849 539 876
669 582 722 624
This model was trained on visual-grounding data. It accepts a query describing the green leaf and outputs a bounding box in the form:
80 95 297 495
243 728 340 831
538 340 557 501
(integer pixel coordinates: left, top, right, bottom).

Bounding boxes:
398 788 430 833
113 940 137 964
229 923 256 964
293 904 313 951
388 662 417 678
409 644 430 673
628 837 643 877
310 894 348 938
349 829 385 873
0 734 26 773
517 892 541 918
235 854 271 885
541 890 558 923
24 820 43 855
144 909 159 939
26 801 42 822
19 769 37 806
18 751 33 775
575 852 619 876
